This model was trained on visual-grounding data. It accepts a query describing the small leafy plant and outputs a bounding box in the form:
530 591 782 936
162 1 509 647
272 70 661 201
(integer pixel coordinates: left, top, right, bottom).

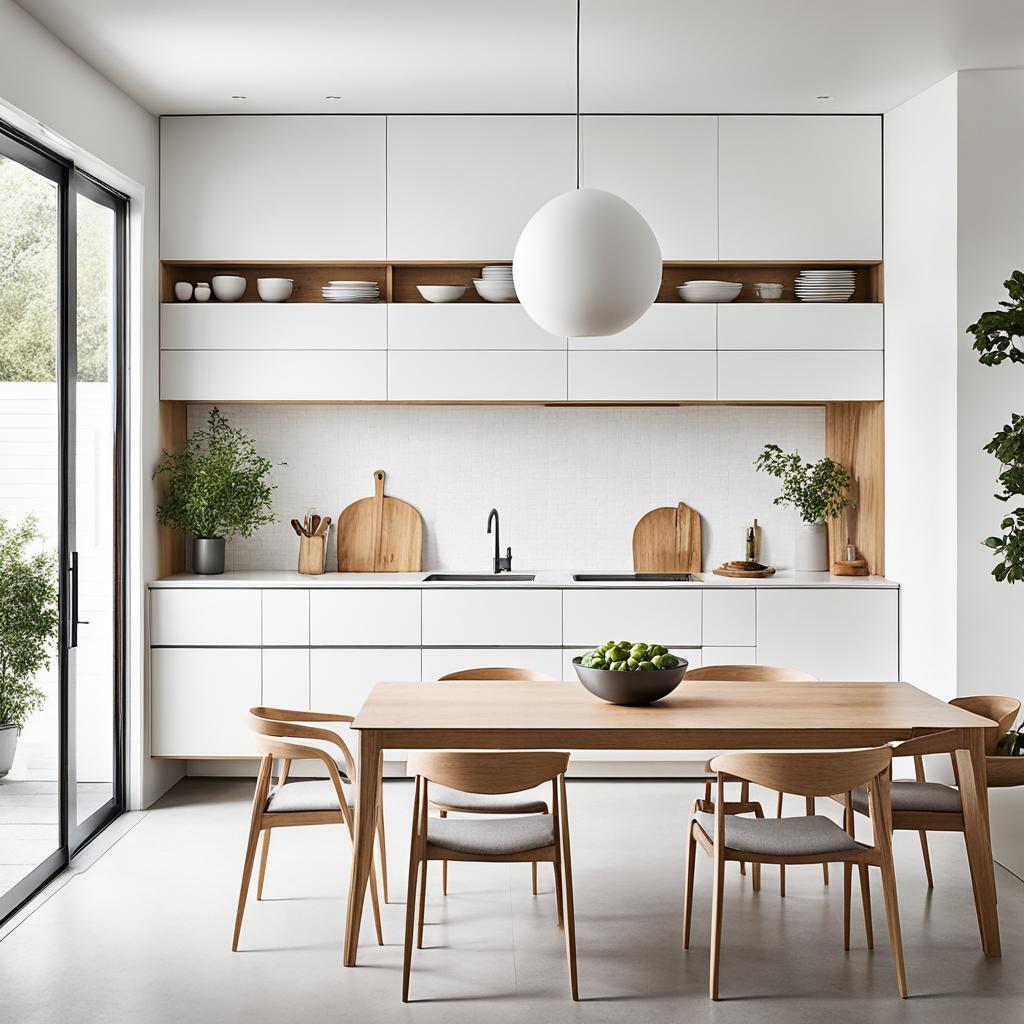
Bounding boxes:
968 270 1024 366
155 407 278 540
754 444 852 524
0 516 58 730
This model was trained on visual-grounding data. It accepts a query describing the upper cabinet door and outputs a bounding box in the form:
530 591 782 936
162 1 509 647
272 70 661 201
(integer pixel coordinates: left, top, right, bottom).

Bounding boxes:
160 116 387 260
580 116 718 260
718 116 881 260
387 116 576 259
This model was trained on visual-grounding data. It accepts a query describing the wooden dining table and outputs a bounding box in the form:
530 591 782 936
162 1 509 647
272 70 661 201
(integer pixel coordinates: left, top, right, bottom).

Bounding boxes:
343 679 1001 966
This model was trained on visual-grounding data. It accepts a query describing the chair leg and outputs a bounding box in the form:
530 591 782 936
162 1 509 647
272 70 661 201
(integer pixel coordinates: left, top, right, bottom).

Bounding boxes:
368 853 384 946
918 831 934 888
683 820 697 949
402 829 421 1002
558 779 579 1002
805 797 828 884
878 848 908 997
859 863 874 950
439 810 448 896
416 859 428 949
256 829 272 901
232 758 271 952
709 845 726 1000
776 790 784 817
532 861 538 896
843 862 852 950
752 862 761 892
738 782 749 876
776 792 786 895
553 846 565 928
376 800 390 904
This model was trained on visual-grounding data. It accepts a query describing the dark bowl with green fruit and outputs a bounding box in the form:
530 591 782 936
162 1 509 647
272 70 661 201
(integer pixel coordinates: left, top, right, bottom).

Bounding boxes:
572 641 688 706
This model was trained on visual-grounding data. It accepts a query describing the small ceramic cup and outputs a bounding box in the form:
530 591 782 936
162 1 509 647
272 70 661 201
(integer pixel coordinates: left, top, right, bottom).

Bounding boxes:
754 282 784 301
194 282 211 303
174 281 193 302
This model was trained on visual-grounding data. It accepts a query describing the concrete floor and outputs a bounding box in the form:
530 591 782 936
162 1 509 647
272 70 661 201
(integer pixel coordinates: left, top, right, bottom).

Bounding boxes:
0 777 1022 1023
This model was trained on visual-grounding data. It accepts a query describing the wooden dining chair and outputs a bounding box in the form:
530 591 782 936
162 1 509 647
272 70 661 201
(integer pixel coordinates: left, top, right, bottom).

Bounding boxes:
687 664 824 893
231 707 386 953
403 750 578 1002
683 747 907 1000
432 667 558 896
835 694 1021 889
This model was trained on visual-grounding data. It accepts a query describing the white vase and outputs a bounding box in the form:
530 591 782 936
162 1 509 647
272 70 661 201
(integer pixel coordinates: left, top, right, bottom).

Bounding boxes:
795 520 829 572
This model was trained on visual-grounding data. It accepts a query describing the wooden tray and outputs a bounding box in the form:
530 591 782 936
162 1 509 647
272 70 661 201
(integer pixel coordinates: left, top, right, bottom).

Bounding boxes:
712 562 776 579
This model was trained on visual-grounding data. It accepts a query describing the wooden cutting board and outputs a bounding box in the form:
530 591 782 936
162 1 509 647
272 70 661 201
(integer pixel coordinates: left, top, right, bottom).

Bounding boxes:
337 470 423 572
632 501 702 574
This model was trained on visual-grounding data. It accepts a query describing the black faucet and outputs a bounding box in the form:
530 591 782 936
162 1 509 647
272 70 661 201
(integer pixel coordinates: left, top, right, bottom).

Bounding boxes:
487 508 513 574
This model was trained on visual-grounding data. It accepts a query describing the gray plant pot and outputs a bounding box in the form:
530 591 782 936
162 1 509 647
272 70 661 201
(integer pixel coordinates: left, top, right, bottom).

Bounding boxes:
0 723 18 778
192 537 226 575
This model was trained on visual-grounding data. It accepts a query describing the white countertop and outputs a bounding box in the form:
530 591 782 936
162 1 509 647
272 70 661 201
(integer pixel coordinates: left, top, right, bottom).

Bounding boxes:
149 569 899 589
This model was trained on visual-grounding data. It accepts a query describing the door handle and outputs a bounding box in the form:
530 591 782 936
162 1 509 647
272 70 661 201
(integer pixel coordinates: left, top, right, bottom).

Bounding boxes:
69 551 89 649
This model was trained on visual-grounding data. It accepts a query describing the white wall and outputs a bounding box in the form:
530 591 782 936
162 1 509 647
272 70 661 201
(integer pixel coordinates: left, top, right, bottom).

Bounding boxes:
0 0 181 807
884 73 959 701
186 403 824 573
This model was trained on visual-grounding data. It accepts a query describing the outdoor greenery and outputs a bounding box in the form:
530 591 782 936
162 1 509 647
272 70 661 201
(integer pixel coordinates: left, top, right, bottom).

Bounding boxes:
0 154 111 383
155 408 278 540
0 516 58 730
754 443 852 524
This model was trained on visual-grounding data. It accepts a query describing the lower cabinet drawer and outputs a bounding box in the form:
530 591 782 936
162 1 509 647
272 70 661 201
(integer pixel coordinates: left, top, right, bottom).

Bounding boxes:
422 589 562 646
262 649 310 710
562 589 702 647
422 648 563 681
309 589 421 646
151 648 262 757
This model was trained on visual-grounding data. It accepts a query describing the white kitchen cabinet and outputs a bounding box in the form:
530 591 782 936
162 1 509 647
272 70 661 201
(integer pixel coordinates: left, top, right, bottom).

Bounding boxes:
387 350 567 401
700 647 756 667
309 648 422 761
261 590 309 646
160 116 386 260
151 648 262 756
568 350 716 401
262 649 310 710
580 115 718 259
151 589 261 647
717 350 883 401
421 589 562 646
562 589 702 647
388 304 565 351
718 115 882 260
160 303 387 351
422 647 563 681
386 115 576 259
309 589 421 647
717 303 883 351
702 590 756 647
569 303 716 351
160 349 387 402
756 589 899 681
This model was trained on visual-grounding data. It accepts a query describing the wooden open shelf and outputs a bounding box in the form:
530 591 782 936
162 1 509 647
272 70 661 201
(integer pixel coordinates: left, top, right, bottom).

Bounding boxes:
160 260 884 305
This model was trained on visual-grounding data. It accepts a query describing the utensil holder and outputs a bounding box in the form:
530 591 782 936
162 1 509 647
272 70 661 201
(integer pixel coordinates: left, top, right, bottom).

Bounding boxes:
298 533 327 575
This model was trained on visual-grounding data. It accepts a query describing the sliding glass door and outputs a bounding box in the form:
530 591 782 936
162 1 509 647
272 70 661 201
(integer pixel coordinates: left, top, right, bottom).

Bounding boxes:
0 123 126 920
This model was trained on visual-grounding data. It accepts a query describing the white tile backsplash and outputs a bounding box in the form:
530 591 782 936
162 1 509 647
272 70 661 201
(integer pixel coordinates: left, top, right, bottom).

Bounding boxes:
186 404 825 573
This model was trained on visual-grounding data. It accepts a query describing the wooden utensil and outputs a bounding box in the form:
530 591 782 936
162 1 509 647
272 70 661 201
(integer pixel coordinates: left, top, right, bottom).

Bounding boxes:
337 469 423 572
291 518 307 537
309 513 321 536
632 501 702 574
315 515 331 537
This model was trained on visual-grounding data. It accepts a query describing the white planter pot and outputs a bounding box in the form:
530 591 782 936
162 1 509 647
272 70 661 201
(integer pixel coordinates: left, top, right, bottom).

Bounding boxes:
0 724 18 778
795 520 829 572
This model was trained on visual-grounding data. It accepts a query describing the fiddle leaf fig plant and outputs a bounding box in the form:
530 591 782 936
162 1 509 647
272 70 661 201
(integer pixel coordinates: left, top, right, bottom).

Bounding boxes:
968 270 1024 366
754 443 852 524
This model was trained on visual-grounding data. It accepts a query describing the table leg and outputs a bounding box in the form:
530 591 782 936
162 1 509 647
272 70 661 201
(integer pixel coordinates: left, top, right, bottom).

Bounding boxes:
344 729 383 966
955 728 1001 957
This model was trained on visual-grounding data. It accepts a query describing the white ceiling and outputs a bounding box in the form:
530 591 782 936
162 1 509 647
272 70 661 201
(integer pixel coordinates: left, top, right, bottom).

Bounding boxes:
14 0 1024 115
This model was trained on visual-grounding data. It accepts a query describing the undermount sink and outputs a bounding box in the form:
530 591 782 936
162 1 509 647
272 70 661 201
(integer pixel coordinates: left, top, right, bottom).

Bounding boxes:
423 573 536 582
572 573 697 582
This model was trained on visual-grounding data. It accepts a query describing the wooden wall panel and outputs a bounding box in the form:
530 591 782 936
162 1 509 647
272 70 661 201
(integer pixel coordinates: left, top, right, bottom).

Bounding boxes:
157 401 188 577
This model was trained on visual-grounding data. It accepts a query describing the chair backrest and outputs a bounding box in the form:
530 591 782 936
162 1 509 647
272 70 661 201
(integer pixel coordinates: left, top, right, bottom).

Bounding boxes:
710 747 892 798
438 666 557 681
248 706 357 781
950 695 1022 754
686 664 818 682
407 750 569 794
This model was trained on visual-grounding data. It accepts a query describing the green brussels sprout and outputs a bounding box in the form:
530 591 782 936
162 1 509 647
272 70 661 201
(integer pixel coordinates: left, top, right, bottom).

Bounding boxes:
616 641 632 651
627 657 639 671
616 660 630 671
638 660 655 671
630 643 649 659
606 647 627 663
598 641 615 653
660 654 679 669
648 644 669 658
650 654 666 669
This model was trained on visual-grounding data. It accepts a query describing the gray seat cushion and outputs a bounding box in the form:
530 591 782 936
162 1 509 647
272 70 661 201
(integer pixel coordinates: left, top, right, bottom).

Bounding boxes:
428 814 555 856
265 780 352 814
429 784 548 815
698 812 864 856
850 780 962 814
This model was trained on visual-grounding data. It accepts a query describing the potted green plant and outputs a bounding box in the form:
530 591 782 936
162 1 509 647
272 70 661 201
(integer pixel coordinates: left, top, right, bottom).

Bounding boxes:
0 516 58 777
155 407 278 575
755 443 852 571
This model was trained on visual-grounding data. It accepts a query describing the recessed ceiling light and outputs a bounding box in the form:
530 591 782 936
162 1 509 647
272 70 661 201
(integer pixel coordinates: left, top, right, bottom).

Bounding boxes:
325 95 342 100
816 95 832 101
231 95 247 100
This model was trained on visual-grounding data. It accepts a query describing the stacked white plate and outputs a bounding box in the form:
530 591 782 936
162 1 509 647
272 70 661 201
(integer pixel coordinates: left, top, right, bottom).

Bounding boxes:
474 264 517 302
677 280 742 303
321 280 379 303
794 269 856 302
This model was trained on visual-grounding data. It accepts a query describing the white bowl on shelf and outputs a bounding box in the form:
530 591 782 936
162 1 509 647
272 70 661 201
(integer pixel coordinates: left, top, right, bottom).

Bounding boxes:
257 278 294 302
417 285 466 303
677 280 742 303
211 275 247 302
473 279 518 302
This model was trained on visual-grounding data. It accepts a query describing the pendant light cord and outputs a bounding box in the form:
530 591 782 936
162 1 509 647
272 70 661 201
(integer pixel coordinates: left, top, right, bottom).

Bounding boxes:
576 0 581 189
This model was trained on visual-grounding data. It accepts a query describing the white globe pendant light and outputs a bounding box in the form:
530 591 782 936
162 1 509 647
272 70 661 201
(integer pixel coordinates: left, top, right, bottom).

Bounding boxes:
513 188 662 337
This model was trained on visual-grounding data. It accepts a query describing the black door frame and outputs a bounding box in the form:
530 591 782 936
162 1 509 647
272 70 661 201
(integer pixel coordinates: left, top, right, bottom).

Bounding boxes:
0 120 128 923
